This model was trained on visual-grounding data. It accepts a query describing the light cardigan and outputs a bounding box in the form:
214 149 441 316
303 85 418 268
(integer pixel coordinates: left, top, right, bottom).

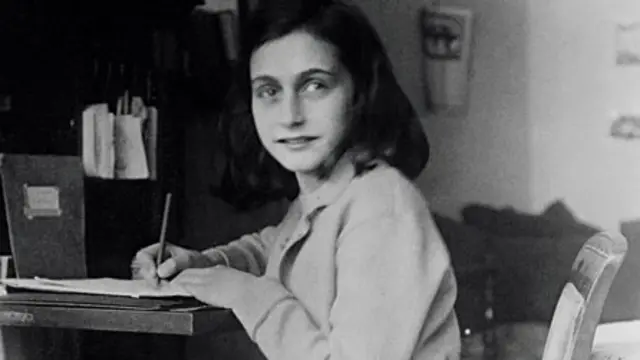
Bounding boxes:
204 157 461 360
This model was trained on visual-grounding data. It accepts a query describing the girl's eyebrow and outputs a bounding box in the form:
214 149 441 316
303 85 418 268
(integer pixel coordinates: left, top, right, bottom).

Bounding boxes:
298 68 337 79
251 74 277 85
251 67 338 85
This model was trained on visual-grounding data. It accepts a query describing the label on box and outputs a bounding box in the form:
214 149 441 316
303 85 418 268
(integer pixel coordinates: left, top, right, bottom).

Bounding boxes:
23 185 62 219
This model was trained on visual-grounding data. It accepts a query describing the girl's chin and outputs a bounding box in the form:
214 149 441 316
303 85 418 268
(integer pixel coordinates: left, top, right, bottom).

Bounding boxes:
282 163 322 175
278 158 324 175
269 147 334 175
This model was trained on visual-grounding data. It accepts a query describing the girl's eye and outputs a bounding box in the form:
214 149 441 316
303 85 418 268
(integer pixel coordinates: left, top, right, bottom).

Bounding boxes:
255 85 279 99
302 80 327 93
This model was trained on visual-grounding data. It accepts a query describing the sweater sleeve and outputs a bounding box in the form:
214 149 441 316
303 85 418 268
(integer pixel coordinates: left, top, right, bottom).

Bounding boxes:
230 210 459 360
202 225 279 276
201 201 298 276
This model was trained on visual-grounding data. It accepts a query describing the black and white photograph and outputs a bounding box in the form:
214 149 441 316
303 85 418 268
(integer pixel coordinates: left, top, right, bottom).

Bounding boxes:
0 1 639 360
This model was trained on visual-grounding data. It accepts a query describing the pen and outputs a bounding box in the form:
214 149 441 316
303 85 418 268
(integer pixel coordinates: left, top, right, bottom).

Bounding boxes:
156 193 172 282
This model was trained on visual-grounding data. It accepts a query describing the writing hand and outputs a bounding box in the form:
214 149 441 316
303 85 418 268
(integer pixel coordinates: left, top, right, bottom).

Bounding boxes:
131 242 201 285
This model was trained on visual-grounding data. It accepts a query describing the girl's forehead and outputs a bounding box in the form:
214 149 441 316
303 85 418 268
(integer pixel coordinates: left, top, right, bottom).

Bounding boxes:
250 31 340 79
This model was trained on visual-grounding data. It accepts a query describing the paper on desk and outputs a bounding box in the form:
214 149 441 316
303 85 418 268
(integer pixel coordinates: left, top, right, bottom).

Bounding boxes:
0 278 192 299
594 320 640 349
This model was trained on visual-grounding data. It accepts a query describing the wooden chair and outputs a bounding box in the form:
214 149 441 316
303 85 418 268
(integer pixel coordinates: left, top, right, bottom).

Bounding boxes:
541 231 628 360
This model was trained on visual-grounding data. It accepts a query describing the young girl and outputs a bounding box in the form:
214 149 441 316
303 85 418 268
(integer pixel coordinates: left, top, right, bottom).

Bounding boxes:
133 0 461 359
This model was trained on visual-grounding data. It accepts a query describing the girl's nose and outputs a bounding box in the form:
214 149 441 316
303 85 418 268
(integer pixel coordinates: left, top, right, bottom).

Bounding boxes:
280 94 304 127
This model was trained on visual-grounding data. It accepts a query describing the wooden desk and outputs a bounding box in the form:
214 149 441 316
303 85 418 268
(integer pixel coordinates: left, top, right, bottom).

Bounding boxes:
0 303 235 335
0 302 239 360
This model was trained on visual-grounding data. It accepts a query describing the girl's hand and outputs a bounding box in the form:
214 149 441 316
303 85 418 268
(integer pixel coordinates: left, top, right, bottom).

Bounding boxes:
131 243 220 285
170 266 254 308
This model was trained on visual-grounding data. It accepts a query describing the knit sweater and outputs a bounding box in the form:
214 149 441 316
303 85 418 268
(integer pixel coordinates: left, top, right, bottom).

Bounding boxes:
206 157 461 360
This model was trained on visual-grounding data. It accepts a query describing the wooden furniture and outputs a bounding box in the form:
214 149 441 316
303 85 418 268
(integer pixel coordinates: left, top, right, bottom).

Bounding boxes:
0 302 235 336
540 231 628 360
0 2 263 360
0 302 237 360
0 154 238 360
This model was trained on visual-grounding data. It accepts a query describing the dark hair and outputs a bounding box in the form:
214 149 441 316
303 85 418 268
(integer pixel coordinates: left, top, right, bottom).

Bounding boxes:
214 0 430 210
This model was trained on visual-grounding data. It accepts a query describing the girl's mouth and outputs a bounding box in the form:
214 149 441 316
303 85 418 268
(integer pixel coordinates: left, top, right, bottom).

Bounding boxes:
277 136 318 149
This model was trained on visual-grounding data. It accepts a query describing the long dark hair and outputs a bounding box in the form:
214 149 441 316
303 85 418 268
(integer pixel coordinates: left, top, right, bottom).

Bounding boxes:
213 0 430 210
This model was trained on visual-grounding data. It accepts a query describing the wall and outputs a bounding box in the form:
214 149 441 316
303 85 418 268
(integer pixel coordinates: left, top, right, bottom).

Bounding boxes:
357 0 640 230
528 0 640 230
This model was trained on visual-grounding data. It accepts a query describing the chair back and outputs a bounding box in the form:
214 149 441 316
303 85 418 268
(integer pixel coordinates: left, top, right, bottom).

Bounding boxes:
541 231 627 360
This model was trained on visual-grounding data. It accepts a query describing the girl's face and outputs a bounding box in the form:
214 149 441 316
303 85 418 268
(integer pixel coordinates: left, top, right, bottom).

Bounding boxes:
250 30 354 179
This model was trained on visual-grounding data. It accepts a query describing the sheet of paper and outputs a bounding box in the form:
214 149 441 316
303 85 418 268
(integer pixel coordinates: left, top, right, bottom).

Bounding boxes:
1 278 192 299
594 320 640 348
82 105 97 177
96 110 115 179
114 115 149 179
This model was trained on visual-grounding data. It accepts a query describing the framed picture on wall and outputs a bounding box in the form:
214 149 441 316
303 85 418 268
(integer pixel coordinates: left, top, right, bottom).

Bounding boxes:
420 6 474 114
421 6 473 61
616 21 640 66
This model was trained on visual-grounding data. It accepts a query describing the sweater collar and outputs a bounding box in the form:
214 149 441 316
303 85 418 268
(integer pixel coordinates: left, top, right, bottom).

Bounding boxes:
297 154 356 216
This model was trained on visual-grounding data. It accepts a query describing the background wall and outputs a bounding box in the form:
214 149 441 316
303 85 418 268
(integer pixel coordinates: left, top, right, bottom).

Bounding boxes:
356 0 640 231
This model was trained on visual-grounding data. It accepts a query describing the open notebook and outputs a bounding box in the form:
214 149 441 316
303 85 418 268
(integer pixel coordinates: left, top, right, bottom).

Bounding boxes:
1 277 192 299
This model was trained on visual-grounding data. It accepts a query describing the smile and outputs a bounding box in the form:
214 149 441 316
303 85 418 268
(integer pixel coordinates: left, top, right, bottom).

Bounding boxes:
277 136 318 150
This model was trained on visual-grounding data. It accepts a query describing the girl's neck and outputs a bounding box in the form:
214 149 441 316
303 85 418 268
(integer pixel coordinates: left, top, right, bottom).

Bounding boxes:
296 150 350 195
296 172 324 195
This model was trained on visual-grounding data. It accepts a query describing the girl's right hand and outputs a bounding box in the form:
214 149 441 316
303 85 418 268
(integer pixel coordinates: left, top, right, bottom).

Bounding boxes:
131 243 205 285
